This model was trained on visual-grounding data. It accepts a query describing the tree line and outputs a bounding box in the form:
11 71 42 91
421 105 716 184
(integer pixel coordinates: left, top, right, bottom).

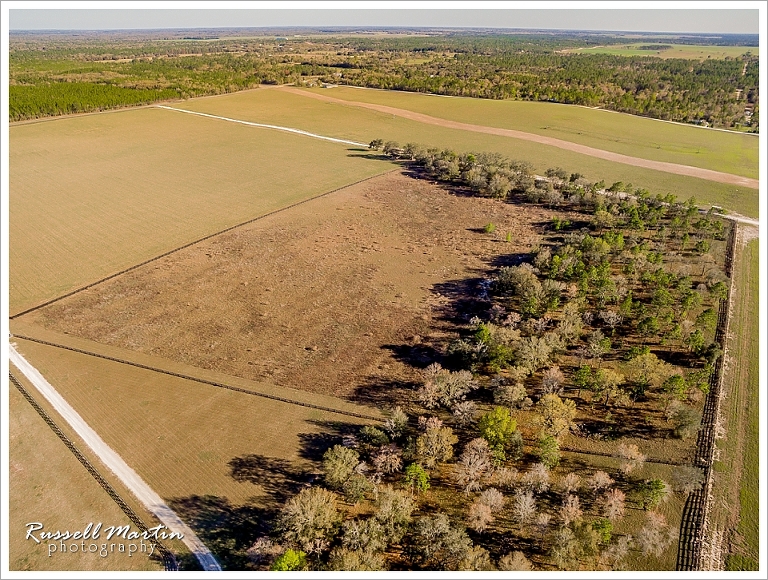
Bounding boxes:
10 32 759 130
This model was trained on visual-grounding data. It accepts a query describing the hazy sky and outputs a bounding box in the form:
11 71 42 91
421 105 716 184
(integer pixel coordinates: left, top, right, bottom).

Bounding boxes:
8 6 760 35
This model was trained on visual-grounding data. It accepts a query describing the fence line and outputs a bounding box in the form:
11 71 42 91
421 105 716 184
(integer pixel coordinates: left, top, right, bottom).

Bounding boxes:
10 169 397 320
675 222 736 570
11 334 383 423
9 372 179 571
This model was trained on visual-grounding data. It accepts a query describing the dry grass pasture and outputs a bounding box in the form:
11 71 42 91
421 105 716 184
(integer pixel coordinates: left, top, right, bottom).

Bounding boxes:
24 171 554 401
10 336 375 569
9 370 168 571
174 87 758 218
9 106 390 314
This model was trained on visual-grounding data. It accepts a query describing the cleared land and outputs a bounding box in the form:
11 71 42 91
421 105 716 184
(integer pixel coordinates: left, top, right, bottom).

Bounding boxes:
175 88 758 218
9 106 390 314
290 85 758 180
9 335 376 569
568 44 758 60
710 235 760 570
22 171 553 400
9 371 166 571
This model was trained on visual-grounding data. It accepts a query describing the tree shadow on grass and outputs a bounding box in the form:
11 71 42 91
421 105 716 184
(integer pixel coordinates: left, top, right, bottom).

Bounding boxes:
167 494 277 571
298 419 368 462
228 454 311 504
350 375 419 409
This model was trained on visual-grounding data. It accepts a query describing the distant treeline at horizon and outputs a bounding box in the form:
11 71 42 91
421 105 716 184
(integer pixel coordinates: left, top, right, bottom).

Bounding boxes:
9 31 759 131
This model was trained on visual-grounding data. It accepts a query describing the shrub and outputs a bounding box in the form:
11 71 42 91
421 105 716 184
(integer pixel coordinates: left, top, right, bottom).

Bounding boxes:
270 549 307 571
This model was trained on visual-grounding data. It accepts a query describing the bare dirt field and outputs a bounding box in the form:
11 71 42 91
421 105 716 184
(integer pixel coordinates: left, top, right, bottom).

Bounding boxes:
23 170 555 403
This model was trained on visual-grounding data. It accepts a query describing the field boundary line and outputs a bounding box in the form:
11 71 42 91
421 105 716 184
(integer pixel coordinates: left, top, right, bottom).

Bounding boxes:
675 223 737 571
9 169 398 319
282 86 759 189
11 334 384 423
156 105 369 147
9 346 223 571
9 372 179 571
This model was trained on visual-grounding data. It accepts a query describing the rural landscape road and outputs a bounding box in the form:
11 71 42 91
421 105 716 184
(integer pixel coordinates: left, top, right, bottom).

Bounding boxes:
9 345 222 572
280 86 759 190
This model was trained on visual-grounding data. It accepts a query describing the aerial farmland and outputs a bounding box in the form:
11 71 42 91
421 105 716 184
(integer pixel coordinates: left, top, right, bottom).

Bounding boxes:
5 18 762 575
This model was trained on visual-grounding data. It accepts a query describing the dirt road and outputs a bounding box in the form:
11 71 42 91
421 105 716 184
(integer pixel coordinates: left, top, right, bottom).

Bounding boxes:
9 345 222 571
280 86 759 190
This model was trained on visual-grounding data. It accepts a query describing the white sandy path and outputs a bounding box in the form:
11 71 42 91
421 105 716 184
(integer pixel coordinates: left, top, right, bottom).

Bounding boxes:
156 104 369 147
9 344 222 571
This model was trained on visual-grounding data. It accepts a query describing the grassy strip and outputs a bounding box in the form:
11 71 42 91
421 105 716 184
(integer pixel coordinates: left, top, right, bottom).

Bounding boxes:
712 238 759 570
734 239 760 566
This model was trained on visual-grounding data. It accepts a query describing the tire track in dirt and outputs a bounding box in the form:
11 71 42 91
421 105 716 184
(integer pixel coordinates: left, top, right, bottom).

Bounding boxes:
280 86 759 190
9 345 222 571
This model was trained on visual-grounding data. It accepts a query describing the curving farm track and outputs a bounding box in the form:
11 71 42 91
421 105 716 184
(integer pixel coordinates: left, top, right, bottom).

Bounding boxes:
280 86 759 190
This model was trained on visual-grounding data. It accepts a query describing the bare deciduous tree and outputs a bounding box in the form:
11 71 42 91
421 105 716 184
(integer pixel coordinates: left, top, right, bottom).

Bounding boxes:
614 442 646 476
383 407 408 440
560 494 583 526
452 400 478 427
468 500 494 533
498 551 532 571
599 488 626 522
635 511 676 557
512 490 537 523
372 444 403 475
520 463 550 494
599 309 623 335
671 466 705 494
588 470 615 496
247 537 282 566
490 466 518 491
601 535 632 569
541 365 565 394
562 472 582 496
478 487 505 513
453 438 493 493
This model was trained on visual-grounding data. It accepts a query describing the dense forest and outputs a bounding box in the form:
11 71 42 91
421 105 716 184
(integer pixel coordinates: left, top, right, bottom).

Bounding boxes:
9 30 759 130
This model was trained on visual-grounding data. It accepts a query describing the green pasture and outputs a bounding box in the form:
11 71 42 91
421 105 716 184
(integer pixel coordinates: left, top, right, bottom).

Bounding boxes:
299 85 758 181
570 43 758 60
178 88 758 218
